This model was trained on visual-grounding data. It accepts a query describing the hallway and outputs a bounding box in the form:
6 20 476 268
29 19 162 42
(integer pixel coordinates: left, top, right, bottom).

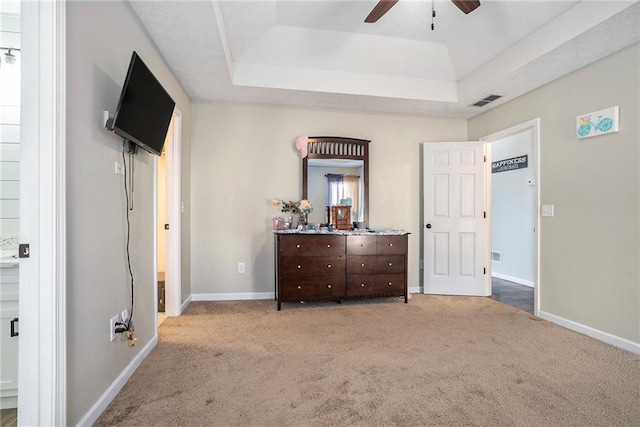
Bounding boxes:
490 277 534 314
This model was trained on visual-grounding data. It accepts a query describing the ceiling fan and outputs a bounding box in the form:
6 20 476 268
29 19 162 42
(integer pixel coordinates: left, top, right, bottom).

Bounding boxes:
365 0 481 23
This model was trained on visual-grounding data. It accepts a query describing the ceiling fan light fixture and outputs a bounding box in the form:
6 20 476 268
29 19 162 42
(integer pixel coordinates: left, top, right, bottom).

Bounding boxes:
365 0 480 25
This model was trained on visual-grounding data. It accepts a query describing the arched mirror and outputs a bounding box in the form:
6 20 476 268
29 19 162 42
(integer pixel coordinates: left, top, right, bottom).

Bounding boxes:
302 136 370 229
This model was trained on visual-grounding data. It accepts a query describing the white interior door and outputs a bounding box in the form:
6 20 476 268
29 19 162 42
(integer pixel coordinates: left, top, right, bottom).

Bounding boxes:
423 142 488 296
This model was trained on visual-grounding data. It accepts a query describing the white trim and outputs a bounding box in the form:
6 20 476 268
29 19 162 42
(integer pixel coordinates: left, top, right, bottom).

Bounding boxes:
165 111 182 317
491 272 534 288
538 311 640 355
18 1 67 425
480 118 541 316
181 294 192 313
75 337 158 427
191 292 421 303
191 292 274 301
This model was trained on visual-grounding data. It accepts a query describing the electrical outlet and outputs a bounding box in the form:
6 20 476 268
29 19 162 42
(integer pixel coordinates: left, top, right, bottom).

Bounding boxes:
238 262 246 274
541 204 555 217
114 162 124 175
110 315 119 342
121 309 129 323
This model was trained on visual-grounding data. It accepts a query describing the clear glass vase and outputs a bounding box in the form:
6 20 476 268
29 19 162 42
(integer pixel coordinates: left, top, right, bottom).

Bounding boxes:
299 213 308 229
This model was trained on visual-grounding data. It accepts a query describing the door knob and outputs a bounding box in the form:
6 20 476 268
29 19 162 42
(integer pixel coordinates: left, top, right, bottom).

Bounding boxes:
426 224 432 229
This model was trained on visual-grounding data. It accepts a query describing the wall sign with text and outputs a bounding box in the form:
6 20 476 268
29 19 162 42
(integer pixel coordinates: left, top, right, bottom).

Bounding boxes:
492 155 528 174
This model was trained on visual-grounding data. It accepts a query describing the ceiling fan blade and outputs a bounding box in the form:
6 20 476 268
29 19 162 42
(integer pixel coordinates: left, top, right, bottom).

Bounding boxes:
451 0 481 14
365 0 399 23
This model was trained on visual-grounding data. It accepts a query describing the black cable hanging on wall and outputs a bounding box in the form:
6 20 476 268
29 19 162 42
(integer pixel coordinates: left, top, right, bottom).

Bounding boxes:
118 138 136 346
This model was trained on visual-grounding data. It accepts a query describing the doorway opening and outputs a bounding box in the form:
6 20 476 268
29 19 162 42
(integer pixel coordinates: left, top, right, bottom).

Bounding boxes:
156 121 170 327
482 119 540 315
156 111 182 329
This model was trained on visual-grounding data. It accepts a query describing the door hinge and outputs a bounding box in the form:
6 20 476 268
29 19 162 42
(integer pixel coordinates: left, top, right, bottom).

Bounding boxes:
483 211 486 219
483 268 486 275
483 155 486 162
18 243 30 258
164 224 169 230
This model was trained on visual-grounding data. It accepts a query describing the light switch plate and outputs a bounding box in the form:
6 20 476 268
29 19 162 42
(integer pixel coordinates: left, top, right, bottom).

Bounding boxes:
541 205 555 217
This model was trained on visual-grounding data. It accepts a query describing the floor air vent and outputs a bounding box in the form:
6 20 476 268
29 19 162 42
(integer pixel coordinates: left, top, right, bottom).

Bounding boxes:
492 251 501 263
471 94 502 107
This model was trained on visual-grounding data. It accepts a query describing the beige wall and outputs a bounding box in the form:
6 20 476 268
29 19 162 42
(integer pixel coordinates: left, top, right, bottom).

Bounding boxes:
468 43 640 344
190 103 467 296
66 1 191 424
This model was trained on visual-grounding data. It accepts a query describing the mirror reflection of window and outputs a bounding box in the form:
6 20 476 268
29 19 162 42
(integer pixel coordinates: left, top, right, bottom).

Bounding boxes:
327 174 361 223
307 159 364 225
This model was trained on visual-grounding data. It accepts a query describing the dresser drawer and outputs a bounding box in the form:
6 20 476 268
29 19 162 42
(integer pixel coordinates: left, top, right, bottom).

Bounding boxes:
281 277 346 302
373 255 405 274
376 235 407 255
279 235 345 256
346 235 377 255
346 274 405 297
280 256 345 277
346 255 405 275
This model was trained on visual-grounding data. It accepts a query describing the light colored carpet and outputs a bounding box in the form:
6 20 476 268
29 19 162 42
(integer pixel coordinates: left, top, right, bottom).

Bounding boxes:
95 295 639 426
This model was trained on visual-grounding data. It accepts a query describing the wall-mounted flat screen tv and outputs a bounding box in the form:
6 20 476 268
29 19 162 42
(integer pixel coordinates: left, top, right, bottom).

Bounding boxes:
108 51 175 156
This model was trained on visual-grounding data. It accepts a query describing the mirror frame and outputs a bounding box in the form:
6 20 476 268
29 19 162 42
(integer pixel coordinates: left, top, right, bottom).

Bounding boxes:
302 136 370 228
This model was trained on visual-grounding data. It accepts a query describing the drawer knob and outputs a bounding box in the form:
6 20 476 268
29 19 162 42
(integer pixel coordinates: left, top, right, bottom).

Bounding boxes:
389 243 393 247
361 283 365 287
360 243 365 247
361 263 365 267
327 284 332 289
388 262 393 266
297 285 301 289
327 244 331 248
388 282 392 286
327 264 331 268
296 244 300 248
297 265 301 269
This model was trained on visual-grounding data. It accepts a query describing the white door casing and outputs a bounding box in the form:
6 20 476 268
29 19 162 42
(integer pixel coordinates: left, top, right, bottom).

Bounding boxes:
423 142 488 296
481 118 540 315
19 0 67 425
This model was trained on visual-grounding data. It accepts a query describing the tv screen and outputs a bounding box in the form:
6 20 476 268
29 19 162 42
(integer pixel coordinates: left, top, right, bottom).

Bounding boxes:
109 51 175 156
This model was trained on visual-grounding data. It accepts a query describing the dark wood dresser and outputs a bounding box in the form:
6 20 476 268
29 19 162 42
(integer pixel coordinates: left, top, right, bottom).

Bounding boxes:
275 232 409 310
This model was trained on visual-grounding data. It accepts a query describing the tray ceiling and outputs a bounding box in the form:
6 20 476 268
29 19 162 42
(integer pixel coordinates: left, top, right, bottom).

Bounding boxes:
130 0 640 118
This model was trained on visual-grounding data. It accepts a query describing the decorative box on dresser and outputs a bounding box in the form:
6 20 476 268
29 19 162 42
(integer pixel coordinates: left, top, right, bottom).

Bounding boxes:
275 231 409 310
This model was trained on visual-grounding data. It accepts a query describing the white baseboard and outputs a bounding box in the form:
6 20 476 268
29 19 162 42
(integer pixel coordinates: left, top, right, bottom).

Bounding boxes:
181 294 192 313
492 272 534 288
76 336 158 427
191 292 274 301
193 288 423 302
538 310 640 355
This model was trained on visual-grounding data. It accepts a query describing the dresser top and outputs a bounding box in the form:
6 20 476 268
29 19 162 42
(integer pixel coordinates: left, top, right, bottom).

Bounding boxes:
273 229 409 236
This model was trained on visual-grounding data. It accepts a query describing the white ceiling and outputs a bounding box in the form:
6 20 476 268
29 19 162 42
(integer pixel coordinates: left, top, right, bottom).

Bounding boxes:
130 0 640 119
